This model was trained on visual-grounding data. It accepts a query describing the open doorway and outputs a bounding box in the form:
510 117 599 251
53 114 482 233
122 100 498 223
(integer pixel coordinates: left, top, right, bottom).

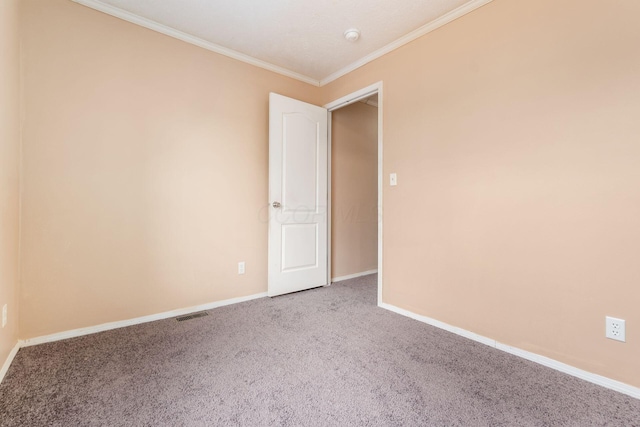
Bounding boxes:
330 97 378 279
325 82 383 305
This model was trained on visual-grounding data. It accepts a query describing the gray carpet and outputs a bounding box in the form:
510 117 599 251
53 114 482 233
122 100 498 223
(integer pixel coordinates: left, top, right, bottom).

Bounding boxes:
1 274 639 426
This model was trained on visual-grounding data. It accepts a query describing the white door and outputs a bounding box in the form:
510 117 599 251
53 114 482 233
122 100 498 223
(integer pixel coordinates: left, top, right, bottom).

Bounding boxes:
268 93 328 297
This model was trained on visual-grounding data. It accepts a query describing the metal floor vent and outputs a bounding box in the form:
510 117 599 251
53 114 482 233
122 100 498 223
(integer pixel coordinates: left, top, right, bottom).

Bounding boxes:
176 311 209 322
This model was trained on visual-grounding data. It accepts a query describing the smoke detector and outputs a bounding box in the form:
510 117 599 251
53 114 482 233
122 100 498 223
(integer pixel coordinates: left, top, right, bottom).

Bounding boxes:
344 29 361 42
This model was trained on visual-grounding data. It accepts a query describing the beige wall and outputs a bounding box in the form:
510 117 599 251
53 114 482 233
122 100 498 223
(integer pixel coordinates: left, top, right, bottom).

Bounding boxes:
12 0 640 390
323 0 640 387
19 0 320 338
0 0 21 368
331 102 378 279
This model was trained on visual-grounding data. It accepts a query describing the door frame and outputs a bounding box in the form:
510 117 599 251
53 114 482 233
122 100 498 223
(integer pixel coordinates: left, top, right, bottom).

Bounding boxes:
323 81 383 305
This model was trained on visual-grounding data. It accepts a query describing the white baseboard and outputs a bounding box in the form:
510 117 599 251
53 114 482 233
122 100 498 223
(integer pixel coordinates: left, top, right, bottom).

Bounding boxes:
332 269 378 283
20 292 267 348
0 342 20 384
379 302 640 400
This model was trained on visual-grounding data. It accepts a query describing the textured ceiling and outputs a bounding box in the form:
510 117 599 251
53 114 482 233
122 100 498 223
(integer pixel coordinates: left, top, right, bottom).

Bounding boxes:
79 0 481 83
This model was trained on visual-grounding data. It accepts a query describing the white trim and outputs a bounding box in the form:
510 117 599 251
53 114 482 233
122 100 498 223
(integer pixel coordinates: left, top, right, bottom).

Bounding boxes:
71 0 494 88
332 269 378 283
326 110 332 287
20 292 267 347
71 0 320 87
376 85 384 306
319 0 494 86
379 302 640 400
0 292 266 382
324 82 381 111
0 342 20 384
324 82 383 306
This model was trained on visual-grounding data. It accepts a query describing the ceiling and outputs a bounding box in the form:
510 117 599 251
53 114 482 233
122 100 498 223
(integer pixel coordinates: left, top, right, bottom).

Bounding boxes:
73 0 491 86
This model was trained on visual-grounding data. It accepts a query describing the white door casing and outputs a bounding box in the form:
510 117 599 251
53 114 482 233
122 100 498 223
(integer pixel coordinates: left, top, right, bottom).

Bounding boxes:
324 81 383 305
268 93 328 297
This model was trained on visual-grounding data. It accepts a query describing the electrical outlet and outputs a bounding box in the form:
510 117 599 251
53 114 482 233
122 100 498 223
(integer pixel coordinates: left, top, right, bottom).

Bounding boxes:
605 316 626 342
238 261 245 275
2 304 7 328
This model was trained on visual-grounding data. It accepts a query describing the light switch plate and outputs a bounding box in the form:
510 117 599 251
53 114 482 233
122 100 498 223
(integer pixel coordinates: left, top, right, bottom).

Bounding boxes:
390 173 397 186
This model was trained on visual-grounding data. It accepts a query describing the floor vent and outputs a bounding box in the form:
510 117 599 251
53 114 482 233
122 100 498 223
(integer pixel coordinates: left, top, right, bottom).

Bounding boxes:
176 312 209 322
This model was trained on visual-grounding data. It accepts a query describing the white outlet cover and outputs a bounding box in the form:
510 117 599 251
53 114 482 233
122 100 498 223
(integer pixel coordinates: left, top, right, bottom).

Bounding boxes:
605 316 626 342
238 262 246 275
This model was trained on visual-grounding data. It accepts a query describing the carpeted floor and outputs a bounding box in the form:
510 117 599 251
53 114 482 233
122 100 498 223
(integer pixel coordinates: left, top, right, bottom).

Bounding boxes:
1 274 639 426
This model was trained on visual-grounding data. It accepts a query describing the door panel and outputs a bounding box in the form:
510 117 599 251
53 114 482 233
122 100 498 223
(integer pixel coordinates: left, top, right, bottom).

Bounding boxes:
268 93 328 297
282 224 318 271
283 114 318 210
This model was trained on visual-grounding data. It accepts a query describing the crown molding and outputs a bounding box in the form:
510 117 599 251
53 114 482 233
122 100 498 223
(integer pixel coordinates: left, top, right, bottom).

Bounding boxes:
71 0 321 87
319 0 494 86
72 0 494 88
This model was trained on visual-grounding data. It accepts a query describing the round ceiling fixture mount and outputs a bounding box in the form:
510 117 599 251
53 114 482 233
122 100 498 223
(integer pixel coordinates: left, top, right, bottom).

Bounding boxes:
344 28 361 42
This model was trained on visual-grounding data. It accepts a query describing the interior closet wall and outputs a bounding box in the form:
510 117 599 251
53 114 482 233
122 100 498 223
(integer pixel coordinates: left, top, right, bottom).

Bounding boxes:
331 101 378 279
